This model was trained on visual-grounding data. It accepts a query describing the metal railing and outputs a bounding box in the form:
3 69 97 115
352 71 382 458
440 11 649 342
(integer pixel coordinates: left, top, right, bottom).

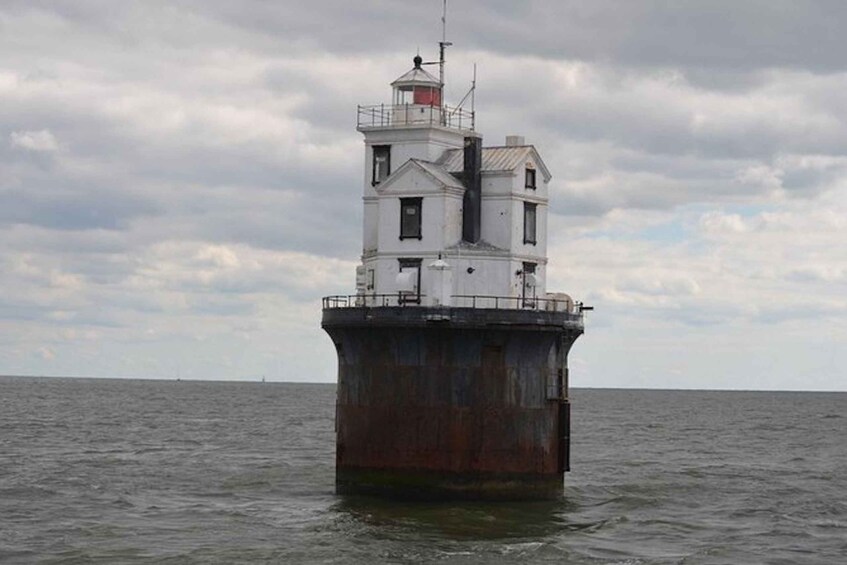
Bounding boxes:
357 103 475 131
322 294 426 309
450 295 582 314
323 293 584 314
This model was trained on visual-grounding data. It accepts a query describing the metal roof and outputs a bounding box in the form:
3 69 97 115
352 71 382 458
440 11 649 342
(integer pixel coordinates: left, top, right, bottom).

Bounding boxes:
378 146 553 193
391 65 441 88
437 146 550 180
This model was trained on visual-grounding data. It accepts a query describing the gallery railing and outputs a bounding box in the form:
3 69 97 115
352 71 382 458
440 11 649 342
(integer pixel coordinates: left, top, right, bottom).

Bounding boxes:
450 295 582 314
323 294 587 315
322 294 425 308
357 103 475 131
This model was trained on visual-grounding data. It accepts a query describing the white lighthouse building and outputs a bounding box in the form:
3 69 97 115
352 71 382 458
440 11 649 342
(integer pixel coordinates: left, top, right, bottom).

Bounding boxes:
323 51 585 498
354 55 561 310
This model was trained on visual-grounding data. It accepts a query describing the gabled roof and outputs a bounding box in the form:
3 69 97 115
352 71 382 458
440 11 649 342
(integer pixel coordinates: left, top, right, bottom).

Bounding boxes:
437 145 552 181
413 159 465 190
376 159 464 194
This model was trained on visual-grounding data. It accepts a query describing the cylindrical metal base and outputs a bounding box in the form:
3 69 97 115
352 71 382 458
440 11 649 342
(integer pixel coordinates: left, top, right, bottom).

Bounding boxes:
337 468 564 500
323 306 582 500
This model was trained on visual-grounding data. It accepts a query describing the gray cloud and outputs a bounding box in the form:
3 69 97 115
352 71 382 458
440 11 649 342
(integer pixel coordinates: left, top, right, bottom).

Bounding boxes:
183 0 847 75
0 187 160 230
2 1 847 388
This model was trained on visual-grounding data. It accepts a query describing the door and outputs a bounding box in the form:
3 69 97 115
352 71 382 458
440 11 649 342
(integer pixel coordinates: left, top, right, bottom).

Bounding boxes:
522 262 537 308
398 258 422 304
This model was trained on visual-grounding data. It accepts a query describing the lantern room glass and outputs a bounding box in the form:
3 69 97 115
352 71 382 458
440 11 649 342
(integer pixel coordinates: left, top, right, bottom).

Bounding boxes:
394 85 442 107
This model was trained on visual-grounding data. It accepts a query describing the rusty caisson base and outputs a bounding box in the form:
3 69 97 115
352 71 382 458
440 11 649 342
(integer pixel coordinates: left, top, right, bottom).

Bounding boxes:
336 468 564 500
322 306 583 500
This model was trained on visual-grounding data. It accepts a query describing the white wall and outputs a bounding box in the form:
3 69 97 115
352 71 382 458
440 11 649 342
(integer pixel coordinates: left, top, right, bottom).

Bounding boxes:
362 198 378 253
480 173 514 249
376 190 464 255
357 125 556 304
446 254 512 300
361 126 465 189
361 251 549 304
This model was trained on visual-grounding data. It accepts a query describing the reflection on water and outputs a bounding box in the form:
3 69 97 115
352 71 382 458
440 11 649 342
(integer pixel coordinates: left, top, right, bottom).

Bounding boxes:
334 494 579 541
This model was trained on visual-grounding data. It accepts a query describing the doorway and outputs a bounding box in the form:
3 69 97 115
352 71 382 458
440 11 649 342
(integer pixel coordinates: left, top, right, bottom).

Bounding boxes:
398 258 422 304
521 262 537 308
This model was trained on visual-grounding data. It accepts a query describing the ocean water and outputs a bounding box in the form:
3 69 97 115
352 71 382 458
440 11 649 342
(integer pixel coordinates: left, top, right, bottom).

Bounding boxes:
0 377 845 564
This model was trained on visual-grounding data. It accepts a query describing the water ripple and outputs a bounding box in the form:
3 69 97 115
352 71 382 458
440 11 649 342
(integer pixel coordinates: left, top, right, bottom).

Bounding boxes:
1 378 845 564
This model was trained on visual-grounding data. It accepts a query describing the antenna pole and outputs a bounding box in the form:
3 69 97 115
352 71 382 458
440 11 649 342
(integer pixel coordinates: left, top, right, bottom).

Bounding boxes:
471 63 476 124
439 0 447 90
438 0 453 124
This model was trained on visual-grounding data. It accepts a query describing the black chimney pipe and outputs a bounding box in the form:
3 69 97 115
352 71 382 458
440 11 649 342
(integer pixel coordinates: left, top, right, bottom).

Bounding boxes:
462 136 482 243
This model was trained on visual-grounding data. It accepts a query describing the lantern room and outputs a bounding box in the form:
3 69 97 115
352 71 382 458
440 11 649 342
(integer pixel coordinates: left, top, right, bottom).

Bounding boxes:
391 55 442 107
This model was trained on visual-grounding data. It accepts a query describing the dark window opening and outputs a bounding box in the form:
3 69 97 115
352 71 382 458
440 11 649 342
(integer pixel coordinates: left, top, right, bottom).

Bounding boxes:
372 145 391 185
525 167 536 189
523 202 537 245
366 268 375 291
400 197 422 240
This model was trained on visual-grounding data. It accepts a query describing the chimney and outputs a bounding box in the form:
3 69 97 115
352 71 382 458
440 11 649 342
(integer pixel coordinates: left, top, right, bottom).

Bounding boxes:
462 136 482 243
505 135 525 147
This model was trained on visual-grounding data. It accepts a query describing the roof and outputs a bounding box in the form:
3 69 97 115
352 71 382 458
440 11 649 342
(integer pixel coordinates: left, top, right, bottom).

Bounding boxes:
376 159 464 193
411 159 465 190
444 239 509 255
437 145 552 181
391 65 441 89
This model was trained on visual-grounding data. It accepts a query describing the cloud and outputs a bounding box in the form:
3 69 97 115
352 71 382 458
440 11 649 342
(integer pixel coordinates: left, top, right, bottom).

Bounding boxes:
10 129 59 152
37 346 55 360
1 1 846 389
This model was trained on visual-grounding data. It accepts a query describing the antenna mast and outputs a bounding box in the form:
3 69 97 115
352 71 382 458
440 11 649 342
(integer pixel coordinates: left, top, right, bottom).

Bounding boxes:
471 63 476 123
439 0 452 108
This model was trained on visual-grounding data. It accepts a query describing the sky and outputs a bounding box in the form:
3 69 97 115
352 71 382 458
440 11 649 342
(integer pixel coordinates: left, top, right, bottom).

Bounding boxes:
1 1 846 390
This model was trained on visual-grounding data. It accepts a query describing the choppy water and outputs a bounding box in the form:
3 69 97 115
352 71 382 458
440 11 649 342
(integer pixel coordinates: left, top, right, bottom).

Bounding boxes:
0 377 845 564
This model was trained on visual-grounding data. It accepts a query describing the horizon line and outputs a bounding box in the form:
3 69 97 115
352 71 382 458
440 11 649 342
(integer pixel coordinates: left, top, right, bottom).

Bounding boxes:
1 374 845 394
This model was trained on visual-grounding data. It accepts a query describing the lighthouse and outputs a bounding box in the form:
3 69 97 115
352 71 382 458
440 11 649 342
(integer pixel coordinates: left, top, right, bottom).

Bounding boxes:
322 52 585 499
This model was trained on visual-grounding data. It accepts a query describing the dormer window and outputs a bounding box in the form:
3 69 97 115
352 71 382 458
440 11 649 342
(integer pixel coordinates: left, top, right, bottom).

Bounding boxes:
373 145 391 185
523 202 537 245
525 167 536 190
400 197 422 240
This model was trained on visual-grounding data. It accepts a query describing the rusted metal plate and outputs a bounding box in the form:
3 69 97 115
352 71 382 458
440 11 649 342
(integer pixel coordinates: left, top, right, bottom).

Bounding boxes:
324 312 582 498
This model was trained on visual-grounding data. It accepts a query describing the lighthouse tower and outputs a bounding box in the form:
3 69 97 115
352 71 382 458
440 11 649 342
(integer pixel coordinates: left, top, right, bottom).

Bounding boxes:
322 53 584 499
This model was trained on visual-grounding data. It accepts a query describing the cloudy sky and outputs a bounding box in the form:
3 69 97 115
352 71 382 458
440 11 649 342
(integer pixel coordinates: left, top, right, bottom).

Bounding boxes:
2 1 846 390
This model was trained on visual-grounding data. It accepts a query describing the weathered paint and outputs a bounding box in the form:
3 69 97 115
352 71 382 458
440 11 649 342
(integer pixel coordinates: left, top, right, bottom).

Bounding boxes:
323 307 582 499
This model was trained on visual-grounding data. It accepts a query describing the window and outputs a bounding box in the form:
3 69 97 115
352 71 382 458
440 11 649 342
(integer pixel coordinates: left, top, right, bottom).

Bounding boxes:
400 197 422 240
413 86 441 106
372 145 390 185
523 202 537 245
525 167 536 190
366 268 375 291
